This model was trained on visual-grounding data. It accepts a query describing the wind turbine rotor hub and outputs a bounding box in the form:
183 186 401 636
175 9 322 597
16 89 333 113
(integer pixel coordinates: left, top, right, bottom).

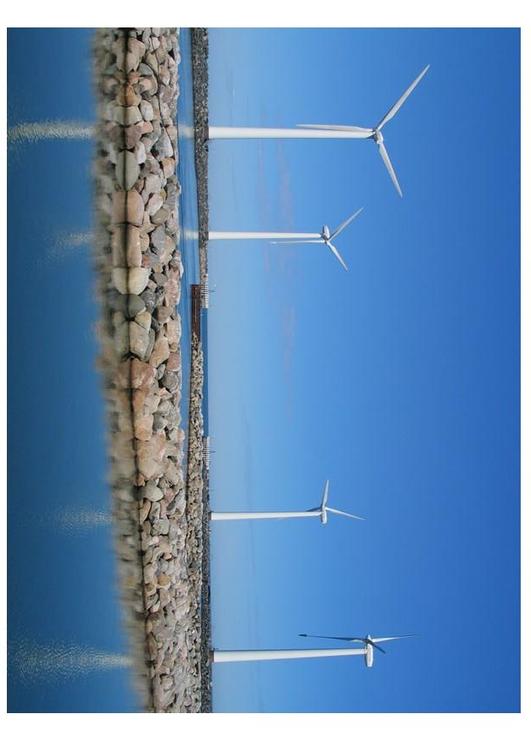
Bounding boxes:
373 130 384 144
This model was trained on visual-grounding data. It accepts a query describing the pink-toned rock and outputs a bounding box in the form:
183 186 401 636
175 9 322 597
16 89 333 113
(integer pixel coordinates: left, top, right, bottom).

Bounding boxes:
156 306 172 324
164 275 180 307
111 190 144 226
150 334 170 367
161 157 175 178
137 433 167 479
124 123 144 149
166 351 181 372
134 413 154 441
130 359 156 389
129 321 150 358
146 192 164 216
164 318 181 351
117 83 141 107
126 226 142 266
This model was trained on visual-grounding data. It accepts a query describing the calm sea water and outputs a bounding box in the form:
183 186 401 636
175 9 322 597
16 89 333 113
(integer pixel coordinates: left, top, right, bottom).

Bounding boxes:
8 28 198 713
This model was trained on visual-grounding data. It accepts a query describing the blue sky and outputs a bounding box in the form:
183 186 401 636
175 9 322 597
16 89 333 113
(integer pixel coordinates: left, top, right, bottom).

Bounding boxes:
206 28 520 712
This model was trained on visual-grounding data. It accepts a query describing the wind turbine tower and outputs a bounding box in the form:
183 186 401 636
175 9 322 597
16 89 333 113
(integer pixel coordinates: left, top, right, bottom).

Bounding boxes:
212 634 415 666
210 480 364 524
209 65 430 196
208 208 364 271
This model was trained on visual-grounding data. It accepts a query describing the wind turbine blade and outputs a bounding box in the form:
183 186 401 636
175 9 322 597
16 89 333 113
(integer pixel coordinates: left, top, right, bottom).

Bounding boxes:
377 142 403 197
370 635 417 643
366 640 386 654
326 242 349 272
298 634 365 643
321 480 330 510
326 507 365 521
377 65 430 130
270 239 323 245
297 124 373 136
330 207 364 240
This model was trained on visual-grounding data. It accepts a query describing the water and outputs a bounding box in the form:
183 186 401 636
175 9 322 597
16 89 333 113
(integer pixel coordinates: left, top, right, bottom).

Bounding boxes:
176 28 201 444
7 28 139 713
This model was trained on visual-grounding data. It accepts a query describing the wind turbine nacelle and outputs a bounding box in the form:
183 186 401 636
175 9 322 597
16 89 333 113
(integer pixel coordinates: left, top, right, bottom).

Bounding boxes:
365 643 374 668
320 509 328 525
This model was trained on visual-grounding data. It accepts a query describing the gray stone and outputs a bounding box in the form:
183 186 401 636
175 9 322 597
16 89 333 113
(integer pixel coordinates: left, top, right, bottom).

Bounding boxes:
126 294 145 318
140 99 154 121
162 370 179 393
140 288 157 312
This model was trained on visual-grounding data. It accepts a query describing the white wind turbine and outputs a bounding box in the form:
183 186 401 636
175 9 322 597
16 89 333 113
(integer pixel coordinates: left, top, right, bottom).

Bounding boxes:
212 632 415 665
298 633 417 668
210 480 364 524
209 65 430 196
207 207 363 271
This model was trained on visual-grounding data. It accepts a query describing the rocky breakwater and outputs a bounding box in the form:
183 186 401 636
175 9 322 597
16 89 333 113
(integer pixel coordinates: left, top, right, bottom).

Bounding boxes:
93 28 203 712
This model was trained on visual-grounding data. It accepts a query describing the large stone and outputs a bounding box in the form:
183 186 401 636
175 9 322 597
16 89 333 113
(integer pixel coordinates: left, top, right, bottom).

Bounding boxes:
134 413 154 441
135 309 152 330
161 157 175 178
156 306 172 324
135 140 146 164
142 482 164 501
111 190 144 226
150 334 170 367
140 99 154 121
137 434 167 479
114 105 142 125
155 130 173 158
126 293 145 318
124 123 144 149
126 226 142 266
126 38 146 71
112 268 128 294
116 150 140 190
128 267 150 294
144 173 162 196
164 277 180 307
130 359 156 389
113 321 129 356
129 321 150 358
117 82 141 107
146 192 163 216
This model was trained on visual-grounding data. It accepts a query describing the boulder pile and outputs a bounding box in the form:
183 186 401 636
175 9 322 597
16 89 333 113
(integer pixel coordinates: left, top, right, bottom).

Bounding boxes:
93 27 204 712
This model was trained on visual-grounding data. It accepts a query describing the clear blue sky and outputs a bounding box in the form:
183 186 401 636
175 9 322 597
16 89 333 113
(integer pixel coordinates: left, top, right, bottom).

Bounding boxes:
206 28 520 712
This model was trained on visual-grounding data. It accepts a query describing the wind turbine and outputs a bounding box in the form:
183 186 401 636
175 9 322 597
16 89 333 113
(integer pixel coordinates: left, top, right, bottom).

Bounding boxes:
209 64 430 196
206 207 363 271
298 633 417 667
210 480 364 524
212 632 415 664
298 65 430 197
